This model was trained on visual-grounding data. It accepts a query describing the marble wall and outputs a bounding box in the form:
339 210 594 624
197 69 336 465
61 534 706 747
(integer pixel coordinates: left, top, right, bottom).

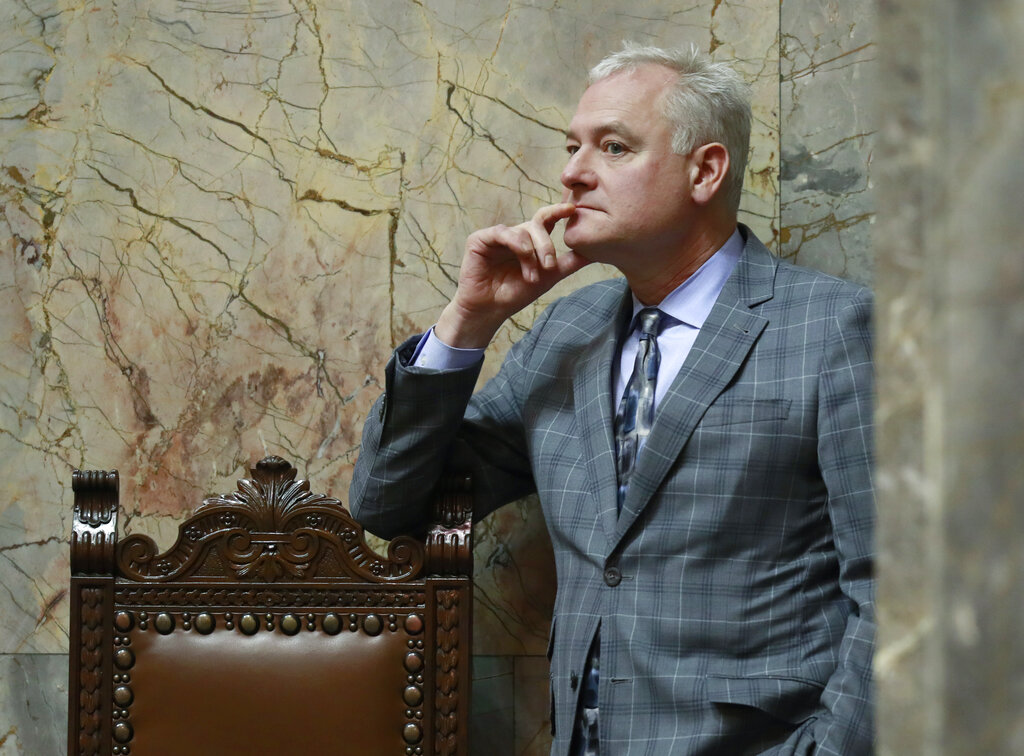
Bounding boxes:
780 0 874 285
0 1 873 752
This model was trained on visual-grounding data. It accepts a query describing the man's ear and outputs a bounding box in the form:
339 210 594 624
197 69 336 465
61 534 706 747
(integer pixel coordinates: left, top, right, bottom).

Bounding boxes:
688 142 730 206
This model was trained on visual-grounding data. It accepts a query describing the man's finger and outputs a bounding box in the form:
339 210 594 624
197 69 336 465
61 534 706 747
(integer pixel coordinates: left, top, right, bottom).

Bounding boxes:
527 203 576 268
465 225 538 283
502 226 541 283
533 202 577 233
525 222 558 270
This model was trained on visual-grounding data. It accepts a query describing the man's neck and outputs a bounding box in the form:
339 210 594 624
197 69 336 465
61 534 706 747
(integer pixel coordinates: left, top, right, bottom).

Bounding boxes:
625 221 739 306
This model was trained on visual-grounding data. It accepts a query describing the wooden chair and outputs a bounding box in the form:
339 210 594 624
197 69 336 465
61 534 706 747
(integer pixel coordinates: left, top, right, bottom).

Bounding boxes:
68 455 472 755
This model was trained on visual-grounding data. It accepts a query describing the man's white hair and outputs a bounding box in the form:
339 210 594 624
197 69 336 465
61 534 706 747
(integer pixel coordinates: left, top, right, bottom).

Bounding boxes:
589 42 752 214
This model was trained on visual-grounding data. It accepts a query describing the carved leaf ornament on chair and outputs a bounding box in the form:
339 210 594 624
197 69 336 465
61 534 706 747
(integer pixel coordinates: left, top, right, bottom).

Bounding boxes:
117 456 424 583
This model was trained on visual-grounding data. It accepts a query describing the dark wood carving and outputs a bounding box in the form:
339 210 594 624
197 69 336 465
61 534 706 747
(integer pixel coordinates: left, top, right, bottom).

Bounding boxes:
71 469 119 575
435 588 462 756
113 585 428 609
69 469 119 755
116 456 425 582
68 455 473 756
76 587 105 756
426 473 473 576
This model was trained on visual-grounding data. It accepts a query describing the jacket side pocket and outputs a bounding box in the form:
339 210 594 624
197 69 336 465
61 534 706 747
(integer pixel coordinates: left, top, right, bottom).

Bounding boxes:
705 674 823 725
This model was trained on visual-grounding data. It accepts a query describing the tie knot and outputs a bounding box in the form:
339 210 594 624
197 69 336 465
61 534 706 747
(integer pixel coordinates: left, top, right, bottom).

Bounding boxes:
638 308 662 337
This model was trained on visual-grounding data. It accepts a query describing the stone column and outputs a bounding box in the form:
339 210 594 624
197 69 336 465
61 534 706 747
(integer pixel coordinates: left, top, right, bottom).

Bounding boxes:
875 0 1024 753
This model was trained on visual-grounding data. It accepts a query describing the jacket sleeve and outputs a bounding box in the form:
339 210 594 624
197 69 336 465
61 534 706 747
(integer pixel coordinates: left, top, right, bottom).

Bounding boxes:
766 286 876 755
349 306 557 540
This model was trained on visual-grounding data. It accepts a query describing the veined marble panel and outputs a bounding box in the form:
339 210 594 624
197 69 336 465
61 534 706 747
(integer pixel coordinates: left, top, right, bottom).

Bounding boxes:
1 1 782 657
780 0 875 284
514 655 554 755
0 654 67 755
470 655 516 756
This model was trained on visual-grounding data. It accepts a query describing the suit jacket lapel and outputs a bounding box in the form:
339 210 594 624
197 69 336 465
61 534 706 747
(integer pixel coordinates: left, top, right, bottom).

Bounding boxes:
574 285 633 550
614 230 777 545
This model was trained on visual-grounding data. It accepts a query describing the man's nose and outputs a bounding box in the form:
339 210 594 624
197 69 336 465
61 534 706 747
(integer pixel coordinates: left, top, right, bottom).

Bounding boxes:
560 149 596 191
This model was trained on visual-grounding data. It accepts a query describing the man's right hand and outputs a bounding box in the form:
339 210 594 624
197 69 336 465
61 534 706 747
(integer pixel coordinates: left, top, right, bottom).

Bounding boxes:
433 203 590 348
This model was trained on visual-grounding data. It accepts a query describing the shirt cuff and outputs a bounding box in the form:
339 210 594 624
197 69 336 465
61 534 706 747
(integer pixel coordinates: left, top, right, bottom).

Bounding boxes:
410 327 486 371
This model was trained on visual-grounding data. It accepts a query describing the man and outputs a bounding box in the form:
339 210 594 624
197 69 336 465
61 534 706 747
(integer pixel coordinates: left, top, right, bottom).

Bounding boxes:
352 42 874 755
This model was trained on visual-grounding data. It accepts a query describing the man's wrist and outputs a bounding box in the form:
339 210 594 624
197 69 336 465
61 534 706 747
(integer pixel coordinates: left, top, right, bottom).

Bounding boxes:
434 300 505 349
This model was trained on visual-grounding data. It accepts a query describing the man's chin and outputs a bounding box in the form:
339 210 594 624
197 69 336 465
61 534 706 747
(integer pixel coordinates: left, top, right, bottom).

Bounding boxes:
564 237 611 265
563 234 590 256
563 227 595 254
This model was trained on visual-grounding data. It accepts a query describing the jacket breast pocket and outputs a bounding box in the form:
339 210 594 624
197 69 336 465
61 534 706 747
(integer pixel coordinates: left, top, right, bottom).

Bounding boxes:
705 674 822 725
699 397 792 428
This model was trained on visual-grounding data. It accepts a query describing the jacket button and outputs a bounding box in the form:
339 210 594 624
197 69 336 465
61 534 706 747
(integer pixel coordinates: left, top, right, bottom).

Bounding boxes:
604 567 622 587
570 671 579 690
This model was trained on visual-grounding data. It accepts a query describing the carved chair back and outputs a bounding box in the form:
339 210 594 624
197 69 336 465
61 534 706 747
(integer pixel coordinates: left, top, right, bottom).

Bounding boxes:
68 456 472 756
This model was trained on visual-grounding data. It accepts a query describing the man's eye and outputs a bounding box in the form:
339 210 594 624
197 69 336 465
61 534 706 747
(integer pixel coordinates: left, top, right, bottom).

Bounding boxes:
566 145 579 155
605 142 625 155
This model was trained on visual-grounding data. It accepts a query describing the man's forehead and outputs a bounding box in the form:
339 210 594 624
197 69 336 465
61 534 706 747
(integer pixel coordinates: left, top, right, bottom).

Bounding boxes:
567 67 676 140
565 117 642 142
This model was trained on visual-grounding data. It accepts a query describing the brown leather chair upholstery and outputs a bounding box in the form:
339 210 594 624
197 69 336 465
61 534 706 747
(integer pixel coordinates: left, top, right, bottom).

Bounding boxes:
68 456 472 756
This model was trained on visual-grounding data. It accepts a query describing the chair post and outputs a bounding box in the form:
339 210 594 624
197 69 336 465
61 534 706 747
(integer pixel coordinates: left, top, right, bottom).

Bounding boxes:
425 473 473 577
68 469 119 756
425 473 474 755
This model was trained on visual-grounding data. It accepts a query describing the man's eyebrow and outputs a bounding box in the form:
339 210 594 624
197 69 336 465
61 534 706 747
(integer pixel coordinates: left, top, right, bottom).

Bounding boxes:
565 119 642 143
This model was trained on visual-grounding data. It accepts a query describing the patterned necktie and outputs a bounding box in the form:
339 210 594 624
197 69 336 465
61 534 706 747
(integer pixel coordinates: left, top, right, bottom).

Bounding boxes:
613 308 662 513
571 308 665 756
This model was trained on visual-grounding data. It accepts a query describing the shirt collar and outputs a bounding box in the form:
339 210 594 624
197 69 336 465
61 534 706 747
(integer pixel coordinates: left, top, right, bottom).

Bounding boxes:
628 227 744 330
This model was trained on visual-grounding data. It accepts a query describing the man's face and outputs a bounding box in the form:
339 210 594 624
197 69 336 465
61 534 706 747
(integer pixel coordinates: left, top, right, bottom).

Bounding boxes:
561 64 695 269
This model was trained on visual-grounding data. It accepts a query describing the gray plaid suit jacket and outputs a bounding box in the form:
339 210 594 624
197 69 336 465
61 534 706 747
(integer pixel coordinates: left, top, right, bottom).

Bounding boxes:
351 227 875 755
